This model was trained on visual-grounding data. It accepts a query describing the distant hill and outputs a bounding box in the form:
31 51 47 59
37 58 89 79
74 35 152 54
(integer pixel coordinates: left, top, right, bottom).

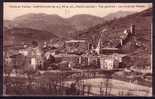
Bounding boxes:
68 14 104 31
7 14 104 38
12 14 75 39
4 11 134 39
3 27 14 46
3 27 58 46
104 11 136 21
4 20 14 29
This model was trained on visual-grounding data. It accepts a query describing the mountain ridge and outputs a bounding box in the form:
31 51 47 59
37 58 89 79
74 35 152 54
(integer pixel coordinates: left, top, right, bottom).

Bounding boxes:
4 11 135 38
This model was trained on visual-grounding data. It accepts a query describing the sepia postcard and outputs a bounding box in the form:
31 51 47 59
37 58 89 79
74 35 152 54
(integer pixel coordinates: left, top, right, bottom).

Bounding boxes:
3 2 153 96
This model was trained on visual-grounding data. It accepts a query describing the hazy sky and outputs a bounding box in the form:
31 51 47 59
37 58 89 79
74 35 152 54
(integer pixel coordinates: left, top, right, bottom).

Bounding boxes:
4 2 152 20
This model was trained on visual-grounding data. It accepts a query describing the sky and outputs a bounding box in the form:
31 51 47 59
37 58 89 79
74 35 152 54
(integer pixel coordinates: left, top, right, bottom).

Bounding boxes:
4 2 152 20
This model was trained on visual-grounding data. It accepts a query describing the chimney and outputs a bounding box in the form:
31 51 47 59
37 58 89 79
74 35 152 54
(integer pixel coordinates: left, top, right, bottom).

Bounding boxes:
120 39 123 47
130 24 135 35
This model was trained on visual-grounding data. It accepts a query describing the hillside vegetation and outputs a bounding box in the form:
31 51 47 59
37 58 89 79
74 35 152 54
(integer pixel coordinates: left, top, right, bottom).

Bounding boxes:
77 8 152 68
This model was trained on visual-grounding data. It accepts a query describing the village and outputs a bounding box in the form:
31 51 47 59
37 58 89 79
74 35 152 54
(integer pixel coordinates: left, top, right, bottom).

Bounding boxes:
3 24 152 96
